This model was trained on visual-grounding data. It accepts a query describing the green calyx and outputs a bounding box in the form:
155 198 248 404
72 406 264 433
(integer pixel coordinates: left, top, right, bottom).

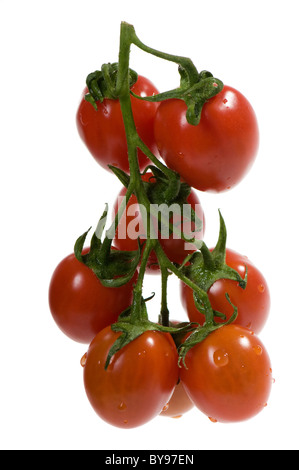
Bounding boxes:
108 163 203 242
176 211 248 366
131 67 223 126
181 211 247 292
105 297 195 369
84 62 138 110
109 163 182 206
178 293 238 368
74 205 141 287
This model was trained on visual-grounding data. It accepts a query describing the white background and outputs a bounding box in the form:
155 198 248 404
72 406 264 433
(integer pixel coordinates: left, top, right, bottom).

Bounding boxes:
0 0 298 451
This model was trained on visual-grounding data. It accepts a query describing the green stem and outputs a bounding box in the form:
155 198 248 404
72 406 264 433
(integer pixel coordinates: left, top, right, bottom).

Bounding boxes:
130 239 154 321
115 22 159 321
136 136 176 178
116 21 203 247
114 22 216 328
127 23 199 85
136 137 180 202
155 243 214 324
101 183 135 257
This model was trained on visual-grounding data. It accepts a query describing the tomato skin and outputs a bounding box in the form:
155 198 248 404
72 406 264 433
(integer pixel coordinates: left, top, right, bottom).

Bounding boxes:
181 248 270 334
48 248 137 344
160 381 194 418
83 327 179 428
113 174 205 272
76 76 160 172
154 85 259 192
180 325 272 423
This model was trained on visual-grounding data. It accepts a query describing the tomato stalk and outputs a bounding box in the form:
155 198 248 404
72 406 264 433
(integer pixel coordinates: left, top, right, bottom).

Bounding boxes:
115 22 205 325
124 22 224 126
130 239 155 322
77 21 249 364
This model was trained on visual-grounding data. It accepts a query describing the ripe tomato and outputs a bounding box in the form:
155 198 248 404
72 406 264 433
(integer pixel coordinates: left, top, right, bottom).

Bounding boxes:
82 327 179 428
181 248 270 334
76 76 160 172
160 381 194 419
48 248 137 344
113 174 205 272
180 325 273 423
154 85 259 192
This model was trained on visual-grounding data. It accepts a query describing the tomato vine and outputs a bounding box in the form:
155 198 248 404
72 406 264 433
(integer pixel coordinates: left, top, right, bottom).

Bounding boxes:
50 21 272 427
75 22 248 363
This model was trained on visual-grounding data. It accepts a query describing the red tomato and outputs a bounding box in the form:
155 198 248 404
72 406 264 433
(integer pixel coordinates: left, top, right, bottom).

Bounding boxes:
181 248 270 334
48 248 137 344
180 325 273 423
82 327 179 428
76 76 160 172
160 381 194 419
154 86 259 192
113 174 205 272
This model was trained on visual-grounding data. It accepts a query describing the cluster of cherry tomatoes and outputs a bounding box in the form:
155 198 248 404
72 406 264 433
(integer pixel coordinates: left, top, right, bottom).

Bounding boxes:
49 70 273 428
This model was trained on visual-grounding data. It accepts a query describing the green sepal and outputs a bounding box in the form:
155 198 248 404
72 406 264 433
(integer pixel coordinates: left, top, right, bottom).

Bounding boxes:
141 164 181 205
181 211 247 292
74 227 92 263
179 67 213 89
90 247 140 288
108 165 130 188
130 68 223 125
178 294 238 368
167 321 198 349
184 77 223 126
140 165 203 238
84 62 138 110
105 299 196 369
74 205 141 288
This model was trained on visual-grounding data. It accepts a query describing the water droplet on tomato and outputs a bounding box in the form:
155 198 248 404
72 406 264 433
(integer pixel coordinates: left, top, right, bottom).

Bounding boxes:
102 104 109 116
118 402 127 411
162 403 169 412
80 353 87 367
213 349 229 367
78 113 88 126
253 345 263 356
223 98 228 104
258 284 265 293
209 417 218 423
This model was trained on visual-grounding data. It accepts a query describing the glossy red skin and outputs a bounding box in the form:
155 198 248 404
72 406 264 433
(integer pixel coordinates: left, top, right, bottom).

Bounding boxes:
76 76 160 172
160 381 194 418
48 248 137 344
181 248 270 334
113 174 205 273
180 325 272 423
154 85 259 192
83 327 179 428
